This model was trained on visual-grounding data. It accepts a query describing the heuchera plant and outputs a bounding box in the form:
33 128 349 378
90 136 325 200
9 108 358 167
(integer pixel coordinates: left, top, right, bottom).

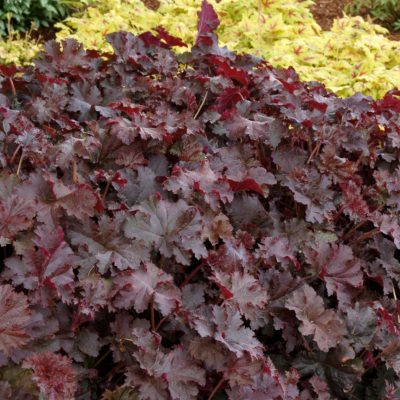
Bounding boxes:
0 1 399 399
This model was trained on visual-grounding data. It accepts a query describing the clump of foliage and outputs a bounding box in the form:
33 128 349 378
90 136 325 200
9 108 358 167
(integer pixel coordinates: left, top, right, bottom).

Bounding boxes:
54 0 400 99
0 32 42 65
0 0 71 36
346 0 400 31
55 0 320 52
2 0 400 99
268 16 400 98
0 1 400 398
0 0 92 65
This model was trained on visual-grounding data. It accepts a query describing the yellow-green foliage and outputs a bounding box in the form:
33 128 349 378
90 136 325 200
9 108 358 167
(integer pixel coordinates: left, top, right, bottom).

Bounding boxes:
0 0 90 66
55 0 321 53
2 0 400 98
54 0 400 99
268 16 400 98
0 32 41 65
56 0 155 50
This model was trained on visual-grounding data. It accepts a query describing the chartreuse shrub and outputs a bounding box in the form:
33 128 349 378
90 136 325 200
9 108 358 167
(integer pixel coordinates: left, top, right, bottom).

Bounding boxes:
2 0 400 98
1 1 400 398
0 0 95 35
0 33 42 65
55 0 321 51
0 0 92 65
55 0 400 98
268 16 400 98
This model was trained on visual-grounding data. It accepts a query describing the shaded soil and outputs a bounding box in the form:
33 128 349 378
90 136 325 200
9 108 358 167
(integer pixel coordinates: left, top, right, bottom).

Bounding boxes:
143 0 160 10
29 27 57 42
311 0 400 40
311 0 352 30
388 32 400 40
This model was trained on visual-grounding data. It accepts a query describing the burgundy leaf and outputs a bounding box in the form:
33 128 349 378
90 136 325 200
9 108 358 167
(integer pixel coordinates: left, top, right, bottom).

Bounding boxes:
227 178 264 196
202 213 233 245
112 262 181 315
189 336 229 371
117 167 164 206
212 305 264 358
223 113 274 141
340 180 370 221
126 367 168 400
0 285 31 356
23 352 77 400
210 270 268 327
207 236 254 273
159 348 206 400
69 213 150 274
195 0 219 45
0 195 35 243
55 183 101 219
305 242 363 307
76 273 112 318
344 302 377 353
68 81 102 120
164 161 232 210
35 39 92 75
133 113 166 141
4 225 76 304
155 26 187 48
210 145 276 197
226 357 299 400
309 376 331 400
379 214 400 249
286 284 346 352
107 117 138 145
124 196 207 265
215 87 249 113
208 55 249 85
281 167 335 223
256 236 296 268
